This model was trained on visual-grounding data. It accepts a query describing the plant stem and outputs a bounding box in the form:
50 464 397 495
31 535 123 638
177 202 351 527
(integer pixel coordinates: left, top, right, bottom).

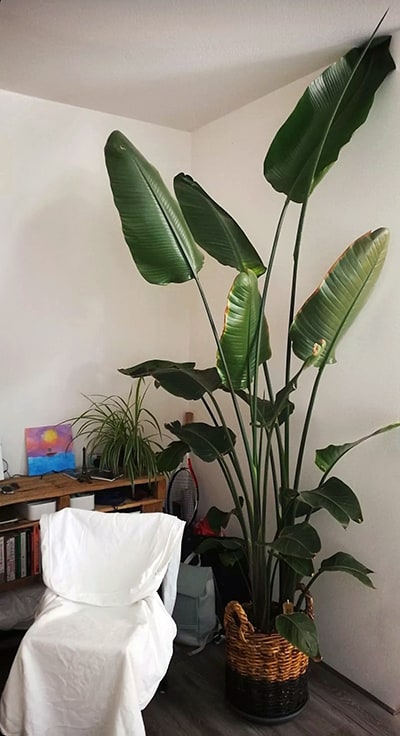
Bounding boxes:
284 201 308 483
262 550 274 632
194 276 259 511
254 197 290 405
295 571 322 611
263 364 287 492
200 394 255 531
293 367 324 491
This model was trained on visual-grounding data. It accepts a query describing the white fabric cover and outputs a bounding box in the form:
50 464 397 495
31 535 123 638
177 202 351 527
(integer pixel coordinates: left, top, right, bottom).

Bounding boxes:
0 508 185 736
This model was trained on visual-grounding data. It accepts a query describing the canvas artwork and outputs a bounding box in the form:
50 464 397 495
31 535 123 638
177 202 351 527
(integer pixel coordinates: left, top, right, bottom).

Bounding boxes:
25 424 75 476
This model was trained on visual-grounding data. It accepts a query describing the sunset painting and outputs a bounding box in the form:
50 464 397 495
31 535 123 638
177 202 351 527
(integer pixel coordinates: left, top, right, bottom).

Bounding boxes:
25 424 75 476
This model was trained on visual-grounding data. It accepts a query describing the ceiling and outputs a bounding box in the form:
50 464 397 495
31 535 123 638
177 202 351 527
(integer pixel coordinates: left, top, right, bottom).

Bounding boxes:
0 0 398 131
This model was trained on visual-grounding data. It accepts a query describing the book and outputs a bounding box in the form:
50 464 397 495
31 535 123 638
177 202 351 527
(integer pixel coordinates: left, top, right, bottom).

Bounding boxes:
62 468 123 482
90 470 124 482
31 526 41 576
26 528 32 576
62 469 82 480
0 535 4 583
15 532 21 578
19 530 27 578
5 533 17 582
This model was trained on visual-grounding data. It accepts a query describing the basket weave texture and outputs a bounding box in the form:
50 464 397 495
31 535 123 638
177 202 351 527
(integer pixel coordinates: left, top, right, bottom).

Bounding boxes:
224 600 310 719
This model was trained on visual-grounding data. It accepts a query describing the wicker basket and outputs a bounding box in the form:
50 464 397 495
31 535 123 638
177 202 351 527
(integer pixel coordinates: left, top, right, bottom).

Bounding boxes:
224 600 310 721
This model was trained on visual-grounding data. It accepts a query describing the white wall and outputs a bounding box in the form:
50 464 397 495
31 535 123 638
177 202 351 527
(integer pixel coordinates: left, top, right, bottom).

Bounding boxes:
191 32 400 709
0 90 192 473
2 32 400 709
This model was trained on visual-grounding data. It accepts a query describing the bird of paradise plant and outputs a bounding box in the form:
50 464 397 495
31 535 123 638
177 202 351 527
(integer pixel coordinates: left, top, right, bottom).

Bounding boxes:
103 29 397 658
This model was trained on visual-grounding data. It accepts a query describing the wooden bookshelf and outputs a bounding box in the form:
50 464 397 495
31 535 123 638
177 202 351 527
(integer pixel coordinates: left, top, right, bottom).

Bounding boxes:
0 473 166 511
0 574 42 594
0 473 166 591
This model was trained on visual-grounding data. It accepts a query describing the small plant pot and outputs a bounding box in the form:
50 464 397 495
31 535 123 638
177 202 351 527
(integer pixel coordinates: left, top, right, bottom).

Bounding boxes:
224 601 309 722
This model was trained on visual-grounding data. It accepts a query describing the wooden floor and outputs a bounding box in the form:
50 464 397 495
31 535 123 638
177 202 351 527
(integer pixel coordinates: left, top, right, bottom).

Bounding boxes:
143 642 400 736
2 633 400 735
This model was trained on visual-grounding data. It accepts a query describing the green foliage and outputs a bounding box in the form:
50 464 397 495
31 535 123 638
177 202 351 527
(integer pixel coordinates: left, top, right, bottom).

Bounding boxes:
70 379 162 483
264 35 395 203
290 229 389 366
104 31 396 658
275 613 321 660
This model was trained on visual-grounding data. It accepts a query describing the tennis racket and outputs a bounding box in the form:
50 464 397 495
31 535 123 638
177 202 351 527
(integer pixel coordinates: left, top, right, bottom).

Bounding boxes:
166 413 199 525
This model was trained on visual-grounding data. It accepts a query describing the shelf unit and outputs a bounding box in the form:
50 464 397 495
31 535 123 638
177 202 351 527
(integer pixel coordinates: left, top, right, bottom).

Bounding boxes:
0 473 166 592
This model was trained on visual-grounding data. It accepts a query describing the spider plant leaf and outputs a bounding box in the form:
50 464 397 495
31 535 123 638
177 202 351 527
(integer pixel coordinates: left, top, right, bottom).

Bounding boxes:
119 359 221 400
105 131 204 284
319 552 375 588
276 612 321 660
156 441 189 473
218 271 271 390
290 228 389 367
300 477 363 529
315 422 400 475
174 174 265 276
264 35 395 203
165 420 235 462
271 522 321 559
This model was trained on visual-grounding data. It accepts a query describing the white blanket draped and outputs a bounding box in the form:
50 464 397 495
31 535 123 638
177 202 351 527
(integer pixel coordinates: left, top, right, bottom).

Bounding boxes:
0 509 185 736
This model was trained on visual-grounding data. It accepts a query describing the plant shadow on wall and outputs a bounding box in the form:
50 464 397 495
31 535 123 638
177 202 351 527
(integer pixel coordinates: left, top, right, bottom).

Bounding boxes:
103 26 398 722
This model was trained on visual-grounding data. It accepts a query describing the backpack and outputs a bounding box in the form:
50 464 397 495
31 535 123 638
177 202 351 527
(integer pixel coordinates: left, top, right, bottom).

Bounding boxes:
172 554 219 654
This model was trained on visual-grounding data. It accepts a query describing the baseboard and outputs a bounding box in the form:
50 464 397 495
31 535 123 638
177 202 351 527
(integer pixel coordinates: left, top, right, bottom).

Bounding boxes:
319 661 398 716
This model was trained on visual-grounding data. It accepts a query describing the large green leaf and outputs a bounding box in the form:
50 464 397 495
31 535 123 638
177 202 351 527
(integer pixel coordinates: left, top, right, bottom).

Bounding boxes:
264 36 395 203
166 420 235 462
316 422 400 474
156 441 189 473
236 389 294 428
104 131 204 284
119 359 221 400
319 552 374 588
203 501 243 533
300 477 362 529
174 174 265 276
195 536 245 566
277 555 314 578
271 522 321 559
217 271 271 389
290 228 389 367
276 612 321 660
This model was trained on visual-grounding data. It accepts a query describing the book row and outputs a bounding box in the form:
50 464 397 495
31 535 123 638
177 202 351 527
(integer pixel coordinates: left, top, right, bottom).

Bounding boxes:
0 527 41 583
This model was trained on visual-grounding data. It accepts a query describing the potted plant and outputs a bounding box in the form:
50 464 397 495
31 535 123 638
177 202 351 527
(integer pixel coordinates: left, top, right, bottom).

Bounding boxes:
70 379 163 485
103 30 397 721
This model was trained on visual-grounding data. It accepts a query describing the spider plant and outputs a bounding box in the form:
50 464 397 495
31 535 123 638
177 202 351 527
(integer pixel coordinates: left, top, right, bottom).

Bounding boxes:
103 30 398 658
70 379 163 483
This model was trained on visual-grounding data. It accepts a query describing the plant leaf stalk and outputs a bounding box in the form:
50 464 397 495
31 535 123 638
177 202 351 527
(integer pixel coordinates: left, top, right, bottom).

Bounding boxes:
200 393 255 532
194 275 259 515
284 200 308 483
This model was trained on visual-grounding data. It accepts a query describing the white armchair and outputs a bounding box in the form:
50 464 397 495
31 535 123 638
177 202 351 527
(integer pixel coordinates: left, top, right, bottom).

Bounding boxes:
0 508 185 736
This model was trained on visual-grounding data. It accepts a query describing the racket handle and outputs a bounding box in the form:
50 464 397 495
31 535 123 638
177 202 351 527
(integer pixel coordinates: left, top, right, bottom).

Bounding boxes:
184 411 194 424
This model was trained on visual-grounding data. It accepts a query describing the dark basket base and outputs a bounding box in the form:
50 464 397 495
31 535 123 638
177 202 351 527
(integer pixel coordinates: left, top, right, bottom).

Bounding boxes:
226 663 309 722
